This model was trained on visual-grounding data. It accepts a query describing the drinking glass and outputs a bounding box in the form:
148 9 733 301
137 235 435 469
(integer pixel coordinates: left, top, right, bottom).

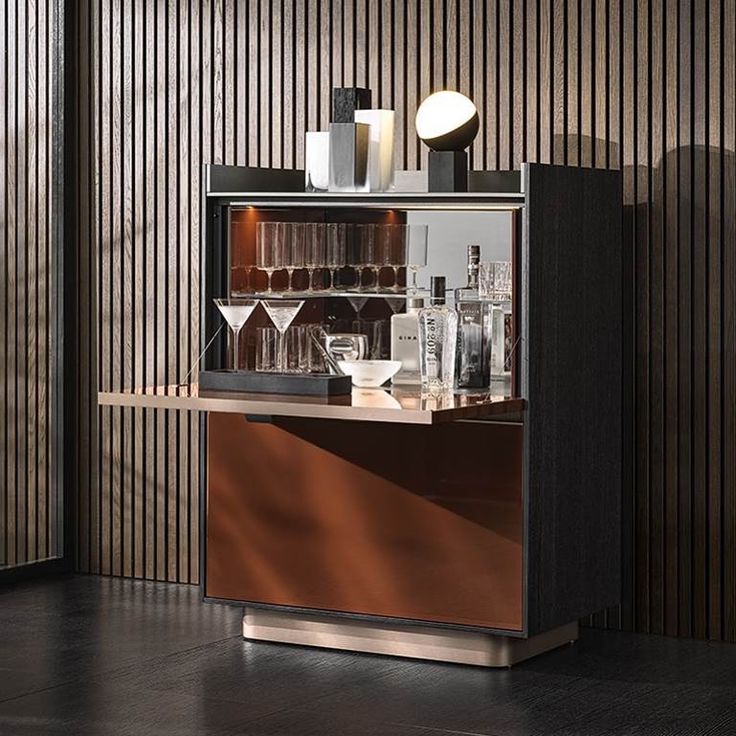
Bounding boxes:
214 298 259 371
304 223 326 291
256 222 285 293
325 223 346 291
256 327 277 372
286 223 306 291
405 224 429 293
479 261 513 301
262 299 305 373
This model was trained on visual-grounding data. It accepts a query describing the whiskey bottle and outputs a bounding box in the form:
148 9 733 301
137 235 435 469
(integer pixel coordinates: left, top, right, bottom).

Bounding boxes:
391 297 424 385
454 245 490 388
419 276 458 393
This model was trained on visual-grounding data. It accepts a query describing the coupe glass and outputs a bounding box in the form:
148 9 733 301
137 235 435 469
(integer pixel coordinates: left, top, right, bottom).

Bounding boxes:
262 299 305 373
405 224 429 293
325 223 346 291
304 223 326 291
256 222 285 293
214 298 259 371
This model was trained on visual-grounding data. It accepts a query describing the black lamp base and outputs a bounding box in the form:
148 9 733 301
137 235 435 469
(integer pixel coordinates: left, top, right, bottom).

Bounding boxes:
428 150 468 192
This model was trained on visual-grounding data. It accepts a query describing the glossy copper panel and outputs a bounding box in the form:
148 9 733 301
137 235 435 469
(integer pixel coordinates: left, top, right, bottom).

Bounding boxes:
206 413 523 631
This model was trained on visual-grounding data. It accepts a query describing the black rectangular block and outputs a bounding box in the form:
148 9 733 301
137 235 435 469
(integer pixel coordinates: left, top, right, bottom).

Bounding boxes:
332 87 372 123
199 370 353 396
428 150 469 192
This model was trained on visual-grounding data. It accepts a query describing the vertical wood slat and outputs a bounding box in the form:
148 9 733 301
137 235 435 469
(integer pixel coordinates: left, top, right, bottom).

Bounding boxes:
0 0 7 569
69 0 736 644
1 0 56 569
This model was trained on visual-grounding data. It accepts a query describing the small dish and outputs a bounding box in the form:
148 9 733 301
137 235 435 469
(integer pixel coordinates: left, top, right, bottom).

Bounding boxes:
339 360 402 388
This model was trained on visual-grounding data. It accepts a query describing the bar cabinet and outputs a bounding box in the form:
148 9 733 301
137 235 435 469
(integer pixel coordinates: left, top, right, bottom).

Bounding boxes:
99 162 622 666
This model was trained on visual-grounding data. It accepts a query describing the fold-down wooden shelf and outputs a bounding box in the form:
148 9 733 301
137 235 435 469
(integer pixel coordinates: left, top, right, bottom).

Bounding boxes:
97 384 524 425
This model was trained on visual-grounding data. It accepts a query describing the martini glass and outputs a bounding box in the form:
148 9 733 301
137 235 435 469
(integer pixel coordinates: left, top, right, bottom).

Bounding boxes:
346 295 369 323
262 299 305 373
214 298 259 371
384 297 405 315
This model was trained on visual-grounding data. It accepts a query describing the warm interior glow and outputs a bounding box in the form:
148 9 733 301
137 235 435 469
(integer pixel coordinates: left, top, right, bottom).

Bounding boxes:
415 91 478 142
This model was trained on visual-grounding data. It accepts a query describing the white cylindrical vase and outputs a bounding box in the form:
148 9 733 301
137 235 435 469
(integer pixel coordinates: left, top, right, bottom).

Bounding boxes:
354 109 395 192
305 131 330 192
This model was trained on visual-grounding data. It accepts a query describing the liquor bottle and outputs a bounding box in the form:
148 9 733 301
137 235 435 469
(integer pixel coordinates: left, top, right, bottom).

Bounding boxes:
391 297 424 385
454 245 490 388
419 276 458 393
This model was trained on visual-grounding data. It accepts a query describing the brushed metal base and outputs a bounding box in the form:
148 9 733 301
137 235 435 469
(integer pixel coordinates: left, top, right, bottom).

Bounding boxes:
242 609 578 668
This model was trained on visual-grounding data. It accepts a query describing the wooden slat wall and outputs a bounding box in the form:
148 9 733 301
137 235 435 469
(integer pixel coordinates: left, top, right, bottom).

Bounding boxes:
73 0 736 641
1 0 57 568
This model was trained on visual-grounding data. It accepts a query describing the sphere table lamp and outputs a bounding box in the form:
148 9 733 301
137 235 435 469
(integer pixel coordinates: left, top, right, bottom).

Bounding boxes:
415 91 479 192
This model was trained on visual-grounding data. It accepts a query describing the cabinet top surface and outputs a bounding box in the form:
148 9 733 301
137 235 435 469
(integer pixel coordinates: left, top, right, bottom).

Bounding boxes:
97 384 524 425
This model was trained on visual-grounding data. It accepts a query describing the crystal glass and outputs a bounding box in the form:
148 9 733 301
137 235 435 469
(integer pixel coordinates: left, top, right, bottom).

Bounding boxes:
256 326 277 372
387 225 407 290
262 299 305 373
479 261 513 381
325 223 346 291
356 224 379 290
304 223 326 291
285 223 306 291
256 222 286 293
478 261 513 301
346 295 369 322
384 296 406 315
405 225 429 293
214 298 258 371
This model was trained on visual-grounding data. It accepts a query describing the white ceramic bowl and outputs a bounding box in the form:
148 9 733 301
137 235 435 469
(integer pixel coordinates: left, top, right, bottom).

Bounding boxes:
340 360 402 388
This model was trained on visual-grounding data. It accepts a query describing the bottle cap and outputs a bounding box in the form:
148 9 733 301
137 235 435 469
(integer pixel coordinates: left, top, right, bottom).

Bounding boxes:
407 297 425 309
430 276 446 301
468 244 481 261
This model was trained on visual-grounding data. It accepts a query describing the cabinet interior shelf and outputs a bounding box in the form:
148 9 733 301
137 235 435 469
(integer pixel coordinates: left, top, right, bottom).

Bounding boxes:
97 383 525 425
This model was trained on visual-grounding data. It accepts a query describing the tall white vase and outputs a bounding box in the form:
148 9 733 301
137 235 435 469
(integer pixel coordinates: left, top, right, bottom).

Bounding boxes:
354 109 395 192
305 131 330 191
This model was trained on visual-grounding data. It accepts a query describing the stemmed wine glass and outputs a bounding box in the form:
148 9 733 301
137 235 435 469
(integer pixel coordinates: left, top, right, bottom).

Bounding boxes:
256 222 284 293
305 223 326 291
325 223 346 291
261 299 305 373
387 225 407 290
285 223 306 291
214 298 259 371
405 224 429 293
357 224 379 291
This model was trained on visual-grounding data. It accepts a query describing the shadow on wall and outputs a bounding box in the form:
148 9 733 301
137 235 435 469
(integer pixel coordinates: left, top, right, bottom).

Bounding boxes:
565 139 736 638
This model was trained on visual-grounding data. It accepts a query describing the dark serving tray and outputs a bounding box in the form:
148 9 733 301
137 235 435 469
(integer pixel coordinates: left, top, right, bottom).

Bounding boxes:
199 370 352 396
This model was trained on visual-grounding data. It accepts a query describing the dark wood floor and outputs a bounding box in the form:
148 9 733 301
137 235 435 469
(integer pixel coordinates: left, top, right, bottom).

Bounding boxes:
0 576 735 735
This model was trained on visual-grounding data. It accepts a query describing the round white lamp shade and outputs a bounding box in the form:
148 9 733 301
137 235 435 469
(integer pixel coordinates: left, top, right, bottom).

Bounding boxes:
415 91 479 151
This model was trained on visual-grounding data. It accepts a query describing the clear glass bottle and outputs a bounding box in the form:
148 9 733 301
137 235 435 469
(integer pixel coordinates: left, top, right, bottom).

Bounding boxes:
419 276 458 393
479 261 513 388
391 297 424 385
454 245 490 388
